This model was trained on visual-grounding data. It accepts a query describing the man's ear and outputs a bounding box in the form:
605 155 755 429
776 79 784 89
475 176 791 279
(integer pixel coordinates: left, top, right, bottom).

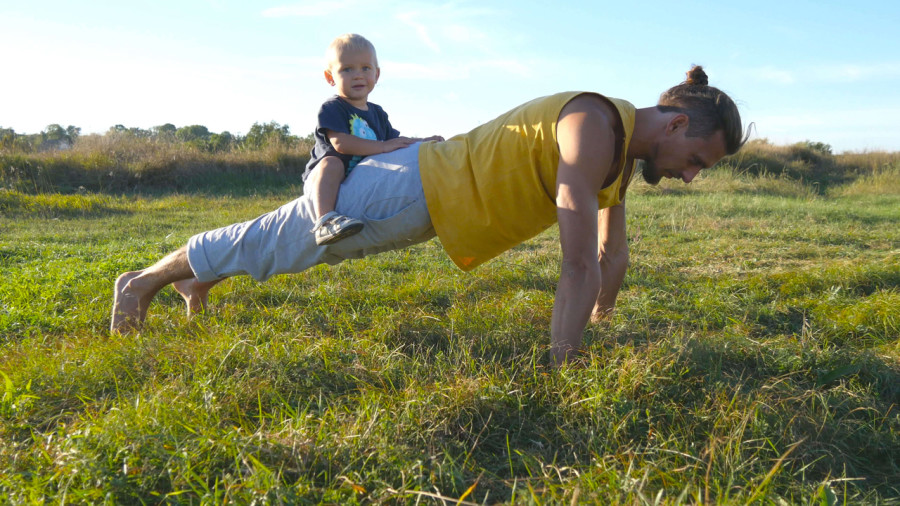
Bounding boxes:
324 69 335 86
667 113 690 135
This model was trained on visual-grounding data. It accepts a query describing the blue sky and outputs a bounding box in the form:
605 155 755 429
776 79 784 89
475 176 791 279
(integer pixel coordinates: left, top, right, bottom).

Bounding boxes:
2 0 899 152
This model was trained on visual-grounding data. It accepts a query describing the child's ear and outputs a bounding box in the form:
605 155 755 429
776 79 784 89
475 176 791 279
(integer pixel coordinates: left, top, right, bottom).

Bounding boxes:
324 69 335 86
375 67 381 83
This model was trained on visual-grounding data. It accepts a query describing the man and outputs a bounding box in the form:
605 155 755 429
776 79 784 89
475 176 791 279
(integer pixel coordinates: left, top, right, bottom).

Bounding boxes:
111 65 748 364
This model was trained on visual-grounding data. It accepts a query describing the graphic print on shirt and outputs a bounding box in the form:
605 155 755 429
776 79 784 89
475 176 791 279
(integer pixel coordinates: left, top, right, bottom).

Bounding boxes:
348 114 377 170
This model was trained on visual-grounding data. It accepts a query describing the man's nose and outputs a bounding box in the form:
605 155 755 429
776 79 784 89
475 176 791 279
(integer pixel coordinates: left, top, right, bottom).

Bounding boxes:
681 167 700 183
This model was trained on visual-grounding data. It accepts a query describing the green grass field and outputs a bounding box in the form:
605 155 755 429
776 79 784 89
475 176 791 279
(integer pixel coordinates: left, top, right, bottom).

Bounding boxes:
1 164 899 503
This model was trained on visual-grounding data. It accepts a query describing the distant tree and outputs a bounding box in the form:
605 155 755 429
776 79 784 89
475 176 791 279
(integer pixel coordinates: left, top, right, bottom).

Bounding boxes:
803 140 833 156
0 127 17 150
127 127 152 138
40 124 77 150
105 124 154 140
152 123 177 142
43 124 67 142
243 121 293 150
1 129 39 152
66 125 81 141
176 125 211 143
208 131 234 152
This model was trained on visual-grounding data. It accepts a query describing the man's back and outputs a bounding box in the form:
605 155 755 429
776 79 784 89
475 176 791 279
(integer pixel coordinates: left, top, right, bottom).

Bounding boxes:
418 91 637 271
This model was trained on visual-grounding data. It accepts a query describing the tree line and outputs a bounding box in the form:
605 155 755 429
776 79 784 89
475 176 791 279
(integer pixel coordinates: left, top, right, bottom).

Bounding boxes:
0 121 313 153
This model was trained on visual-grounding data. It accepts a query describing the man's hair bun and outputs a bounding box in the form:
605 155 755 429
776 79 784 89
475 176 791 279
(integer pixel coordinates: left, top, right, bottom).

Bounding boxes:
658 63 749 154
684 65 709 86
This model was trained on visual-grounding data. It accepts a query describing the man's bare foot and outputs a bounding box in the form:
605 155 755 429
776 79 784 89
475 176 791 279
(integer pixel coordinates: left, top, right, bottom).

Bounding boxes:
172 278 212 318
111 271 148 333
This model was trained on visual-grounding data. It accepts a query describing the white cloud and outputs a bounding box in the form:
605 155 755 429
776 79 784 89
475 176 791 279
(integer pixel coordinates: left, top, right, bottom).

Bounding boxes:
394 2 499 54
475 59 532 78
757 66 796 85
773 107 900 128
395 11 441 53
817 62 900 82
262 1 357 17
746 62 900 85
381 57 532 80
382 60 464 80
442 24 488 44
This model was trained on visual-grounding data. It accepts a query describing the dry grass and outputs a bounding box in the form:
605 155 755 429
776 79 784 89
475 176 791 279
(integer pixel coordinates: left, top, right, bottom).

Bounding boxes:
1 133 313 194
715 140 899 191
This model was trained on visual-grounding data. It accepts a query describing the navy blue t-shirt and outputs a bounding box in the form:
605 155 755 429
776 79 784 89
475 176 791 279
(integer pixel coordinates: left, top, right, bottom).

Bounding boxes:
303 95 400 181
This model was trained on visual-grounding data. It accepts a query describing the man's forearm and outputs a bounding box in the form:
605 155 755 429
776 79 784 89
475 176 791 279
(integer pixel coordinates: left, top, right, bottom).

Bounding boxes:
550 261 601 364
591 248 628 322
592 204 629 322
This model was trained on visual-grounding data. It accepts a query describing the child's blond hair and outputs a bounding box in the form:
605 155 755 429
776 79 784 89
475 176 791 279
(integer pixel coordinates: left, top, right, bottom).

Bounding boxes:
326 33 378 69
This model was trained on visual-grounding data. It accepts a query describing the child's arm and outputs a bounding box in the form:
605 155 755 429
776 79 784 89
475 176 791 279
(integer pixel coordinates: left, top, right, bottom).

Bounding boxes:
327 130 418 156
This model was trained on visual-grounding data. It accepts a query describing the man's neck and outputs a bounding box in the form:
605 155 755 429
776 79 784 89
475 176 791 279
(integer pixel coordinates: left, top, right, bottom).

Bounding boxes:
628 107 660 161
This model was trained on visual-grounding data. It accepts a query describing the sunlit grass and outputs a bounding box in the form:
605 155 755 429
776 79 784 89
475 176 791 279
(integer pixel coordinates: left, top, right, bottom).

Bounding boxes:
1 161 898 502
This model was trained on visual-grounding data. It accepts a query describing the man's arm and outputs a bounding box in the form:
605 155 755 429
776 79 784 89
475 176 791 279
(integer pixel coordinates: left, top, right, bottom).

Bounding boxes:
551 96 619 365
591 202 629 323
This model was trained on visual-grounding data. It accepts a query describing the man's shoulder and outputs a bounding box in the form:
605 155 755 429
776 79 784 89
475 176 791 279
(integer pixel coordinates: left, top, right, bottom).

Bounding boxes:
566 94 622 126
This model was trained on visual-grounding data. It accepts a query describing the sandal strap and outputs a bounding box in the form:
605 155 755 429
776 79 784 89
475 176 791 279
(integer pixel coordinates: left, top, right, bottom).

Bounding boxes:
311 211 340 232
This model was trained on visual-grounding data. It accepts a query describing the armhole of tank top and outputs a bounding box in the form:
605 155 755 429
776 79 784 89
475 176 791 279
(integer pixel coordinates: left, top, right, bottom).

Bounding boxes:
619 159 636 201
587 93 627 192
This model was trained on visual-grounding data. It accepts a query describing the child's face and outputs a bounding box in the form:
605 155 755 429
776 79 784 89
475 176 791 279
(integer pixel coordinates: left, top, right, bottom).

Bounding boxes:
325 48 379 108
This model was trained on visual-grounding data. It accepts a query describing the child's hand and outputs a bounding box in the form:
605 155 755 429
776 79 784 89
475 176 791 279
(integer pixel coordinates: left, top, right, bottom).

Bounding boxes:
381 137 417 153
422 135 445 142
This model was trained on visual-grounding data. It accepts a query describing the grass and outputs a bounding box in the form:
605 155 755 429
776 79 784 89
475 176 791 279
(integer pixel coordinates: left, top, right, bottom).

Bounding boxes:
1 147 899 503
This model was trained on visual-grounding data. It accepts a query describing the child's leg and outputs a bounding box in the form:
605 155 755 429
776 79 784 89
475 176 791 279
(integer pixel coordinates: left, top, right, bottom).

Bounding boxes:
307 156 364 246
309 156 346 219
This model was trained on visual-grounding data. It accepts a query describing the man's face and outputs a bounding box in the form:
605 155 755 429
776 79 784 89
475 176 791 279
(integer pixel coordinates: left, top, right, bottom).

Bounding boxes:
642 117 727 185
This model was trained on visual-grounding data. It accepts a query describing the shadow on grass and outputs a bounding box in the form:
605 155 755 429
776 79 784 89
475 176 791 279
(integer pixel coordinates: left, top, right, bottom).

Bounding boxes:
582 327 900 496
0 246 29 265
450 339 898 500
676 336 900 492
7 315 899 501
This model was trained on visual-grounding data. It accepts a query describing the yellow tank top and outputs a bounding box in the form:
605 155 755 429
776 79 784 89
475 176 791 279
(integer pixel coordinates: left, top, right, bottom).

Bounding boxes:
419 92 636 271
